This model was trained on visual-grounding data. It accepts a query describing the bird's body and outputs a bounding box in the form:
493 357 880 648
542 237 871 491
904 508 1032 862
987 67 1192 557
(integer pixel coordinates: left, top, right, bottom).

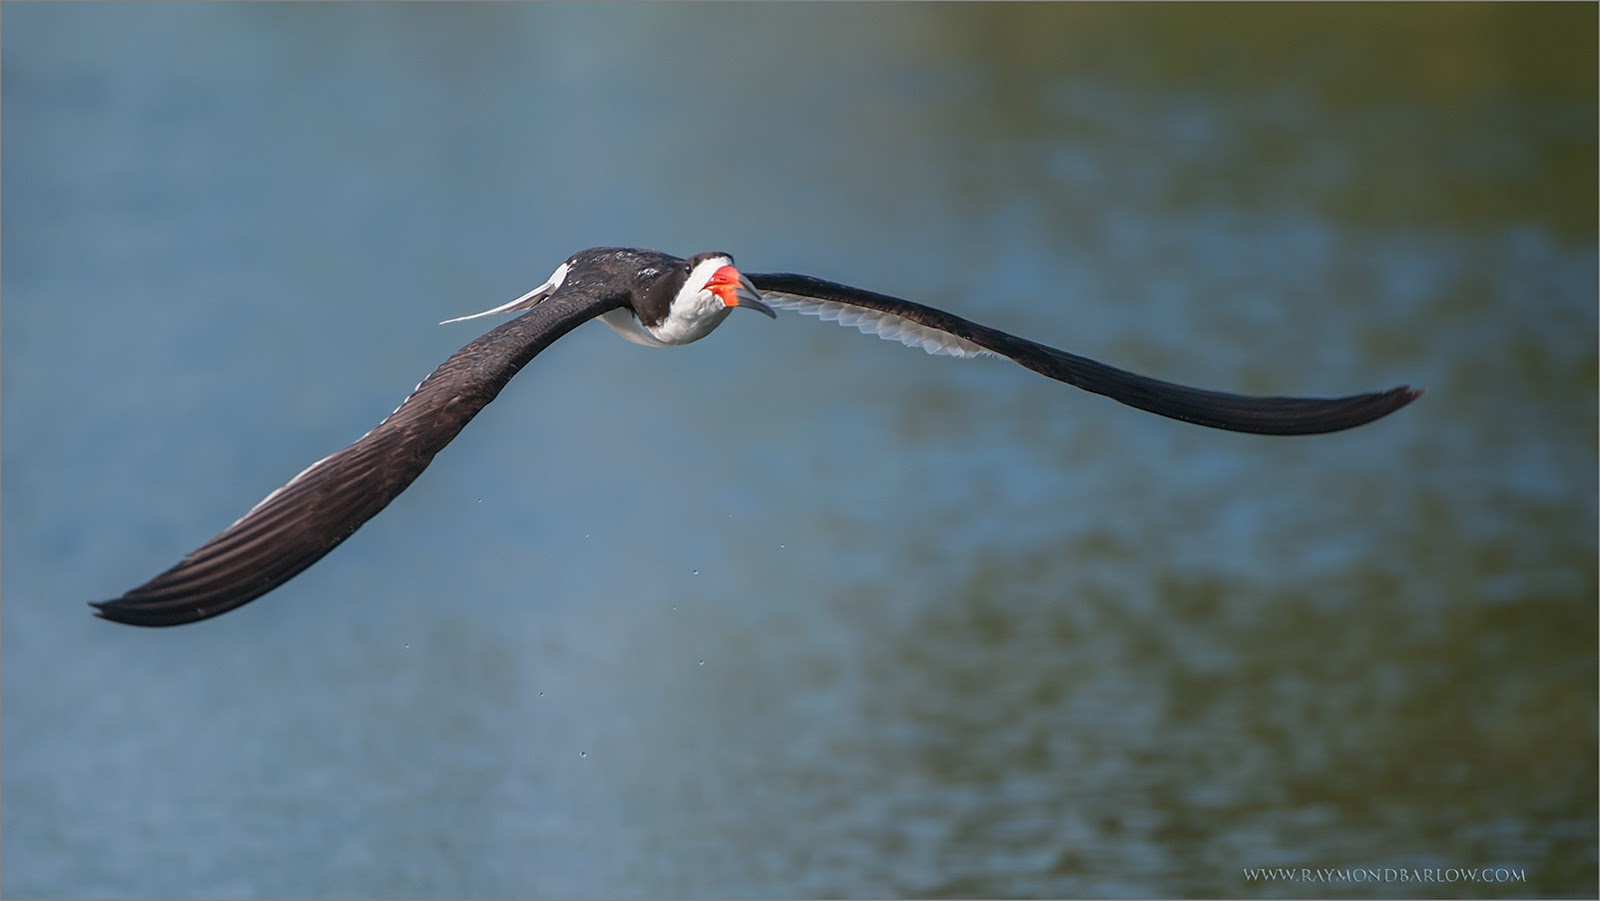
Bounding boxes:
92 247 1420 627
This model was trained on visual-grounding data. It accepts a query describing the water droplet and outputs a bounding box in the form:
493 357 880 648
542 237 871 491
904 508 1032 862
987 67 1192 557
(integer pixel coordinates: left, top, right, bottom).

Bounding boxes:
584 533 590 539
698 660 705 667
691 569 700 576
538 691 545 697
579 751 587 758
778 544 785 549
671 605 678 612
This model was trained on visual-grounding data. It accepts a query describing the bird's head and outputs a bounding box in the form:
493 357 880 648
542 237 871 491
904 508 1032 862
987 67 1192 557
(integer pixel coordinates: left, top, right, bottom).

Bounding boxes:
630 251 774 346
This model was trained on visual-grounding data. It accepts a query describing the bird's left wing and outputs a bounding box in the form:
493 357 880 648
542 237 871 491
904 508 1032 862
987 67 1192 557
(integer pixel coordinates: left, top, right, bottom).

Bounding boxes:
749 272 1419 435
91 287 625 627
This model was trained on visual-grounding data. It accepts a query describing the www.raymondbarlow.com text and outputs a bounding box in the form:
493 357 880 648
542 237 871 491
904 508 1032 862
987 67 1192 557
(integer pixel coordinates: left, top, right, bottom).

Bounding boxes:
1242 867 1527 885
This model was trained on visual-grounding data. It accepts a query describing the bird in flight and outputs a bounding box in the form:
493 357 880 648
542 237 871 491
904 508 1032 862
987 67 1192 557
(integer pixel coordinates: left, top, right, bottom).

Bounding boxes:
91 247 1420 627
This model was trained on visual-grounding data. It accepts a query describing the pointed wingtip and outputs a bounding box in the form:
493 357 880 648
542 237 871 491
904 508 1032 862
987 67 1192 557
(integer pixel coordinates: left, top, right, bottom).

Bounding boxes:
89 598 132 625
90 597 135 625
1311 383 1424 434
1386 384 1426 410
90 597 208 628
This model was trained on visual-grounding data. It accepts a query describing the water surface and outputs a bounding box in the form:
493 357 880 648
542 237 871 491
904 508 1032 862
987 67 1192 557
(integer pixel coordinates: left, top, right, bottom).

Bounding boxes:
4 4 1595 898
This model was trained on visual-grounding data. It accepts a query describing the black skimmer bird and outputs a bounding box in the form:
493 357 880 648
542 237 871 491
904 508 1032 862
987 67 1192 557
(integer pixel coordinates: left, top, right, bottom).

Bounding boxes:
91 247 1420 627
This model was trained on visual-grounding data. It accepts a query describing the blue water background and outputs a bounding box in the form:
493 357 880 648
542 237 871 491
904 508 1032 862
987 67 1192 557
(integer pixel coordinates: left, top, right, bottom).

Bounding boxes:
4 4 1595 898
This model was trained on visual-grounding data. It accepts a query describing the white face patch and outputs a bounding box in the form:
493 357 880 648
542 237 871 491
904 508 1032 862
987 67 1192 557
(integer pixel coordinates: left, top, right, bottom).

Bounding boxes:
761 291 999 358
646 254 736 346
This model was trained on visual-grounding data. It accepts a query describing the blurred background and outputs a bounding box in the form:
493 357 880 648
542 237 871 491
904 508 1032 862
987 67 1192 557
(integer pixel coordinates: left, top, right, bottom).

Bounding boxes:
3 4 1594 898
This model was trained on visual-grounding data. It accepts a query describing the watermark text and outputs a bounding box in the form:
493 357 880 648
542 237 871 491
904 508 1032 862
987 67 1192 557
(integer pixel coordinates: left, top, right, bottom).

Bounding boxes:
1242 866 1527 885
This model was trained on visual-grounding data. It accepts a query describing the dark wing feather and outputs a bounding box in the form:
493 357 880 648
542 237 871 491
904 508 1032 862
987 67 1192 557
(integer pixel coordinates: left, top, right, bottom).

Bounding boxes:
749 272 1420 435
91 288 624 627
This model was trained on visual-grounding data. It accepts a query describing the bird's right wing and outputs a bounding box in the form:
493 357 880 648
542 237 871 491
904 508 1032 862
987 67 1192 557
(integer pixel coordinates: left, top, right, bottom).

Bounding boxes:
91 287 625 627
750 272 1420 435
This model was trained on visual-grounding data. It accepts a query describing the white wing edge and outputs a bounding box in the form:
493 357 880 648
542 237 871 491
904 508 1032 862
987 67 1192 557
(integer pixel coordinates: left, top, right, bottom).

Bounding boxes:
441 262 570 325
761 291 999 359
